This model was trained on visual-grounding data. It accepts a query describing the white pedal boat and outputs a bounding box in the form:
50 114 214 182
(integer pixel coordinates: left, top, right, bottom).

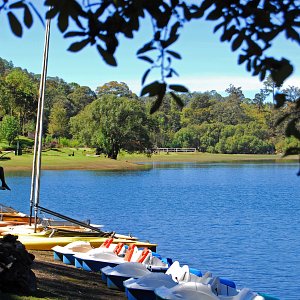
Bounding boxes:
52 237 118 265
74 244 147 272
155 279 265 300
123 261 201 300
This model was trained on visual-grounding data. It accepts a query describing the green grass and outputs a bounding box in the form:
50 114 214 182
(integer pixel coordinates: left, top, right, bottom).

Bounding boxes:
0 148 297 172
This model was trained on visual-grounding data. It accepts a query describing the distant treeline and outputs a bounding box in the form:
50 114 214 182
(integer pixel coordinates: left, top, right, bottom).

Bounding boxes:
0 57 299 159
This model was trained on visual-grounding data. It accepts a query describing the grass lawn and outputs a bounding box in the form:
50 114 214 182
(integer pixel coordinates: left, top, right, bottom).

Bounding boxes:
0 148 297 172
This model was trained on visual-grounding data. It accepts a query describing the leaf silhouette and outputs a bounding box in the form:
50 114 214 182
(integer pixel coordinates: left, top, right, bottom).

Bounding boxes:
7 12 22 37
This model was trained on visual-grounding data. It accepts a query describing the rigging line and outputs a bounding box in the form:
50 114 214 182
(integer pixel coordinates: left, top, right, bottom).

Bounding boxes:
37 205 107 234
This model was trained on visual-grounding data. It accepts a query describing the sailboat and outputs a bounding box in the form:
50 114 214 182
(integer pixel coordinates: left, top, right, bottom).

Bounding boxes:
0 17 156 251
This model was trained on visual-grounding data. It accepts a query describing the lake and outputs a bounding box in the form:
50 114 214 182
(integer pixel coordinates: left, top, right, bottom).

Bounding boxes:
4 162 300 299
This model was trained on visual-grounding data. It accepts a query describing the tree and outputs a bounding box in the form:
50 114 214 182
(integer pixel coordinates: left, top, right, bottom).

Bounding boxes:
172 125 200 148
4 68 38 134
48 103 70 138
263 75 282 103
282 86 300 102
96 81 137 98
253 89 268 111
225 85 245 102
0 115 20 145
67 85 96 114
70 95 151 159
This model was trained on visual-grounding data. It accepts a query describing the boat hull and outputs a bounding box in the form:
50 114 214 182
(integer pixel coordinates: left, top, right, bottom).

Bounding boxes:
16 236 156 251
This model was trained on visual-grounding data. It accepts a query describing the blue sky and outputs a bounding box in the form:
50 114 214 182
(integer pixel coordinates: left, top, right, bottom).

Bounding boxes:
0 3 299 99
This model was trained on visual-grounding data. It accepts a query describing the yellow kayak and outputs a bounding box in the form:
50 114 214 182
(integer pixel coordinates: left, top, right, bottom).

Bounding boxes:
17 235 157 251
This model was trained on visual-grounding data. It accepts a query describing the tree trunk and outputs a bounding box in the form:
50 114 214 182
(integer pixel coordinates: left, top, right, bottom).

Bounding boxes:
107 143 119 160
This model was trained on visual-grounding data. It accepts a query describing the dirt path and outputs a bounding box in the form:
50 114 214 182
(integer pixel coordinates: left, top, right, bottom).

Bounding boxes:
29 250 126 300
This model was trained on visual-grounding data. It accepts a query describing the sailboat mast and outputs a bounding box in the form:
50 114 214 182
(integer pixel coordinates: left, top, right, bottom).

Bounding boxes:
29 17 51 231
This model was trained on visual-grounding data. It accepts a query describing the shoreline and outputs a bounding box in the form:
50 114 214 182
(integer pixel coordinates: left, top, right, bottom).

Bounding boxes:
0 152 298 172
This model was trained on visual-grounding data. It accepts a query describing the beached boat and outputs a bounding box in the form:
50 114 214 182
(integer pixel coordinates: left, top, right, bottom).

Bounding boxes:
102 262 152 291
154 280 264 300
18 235 156 251
52 238 124 264
73 244 145 272
101 254 173 291
123 267 237 300
123 261 195 300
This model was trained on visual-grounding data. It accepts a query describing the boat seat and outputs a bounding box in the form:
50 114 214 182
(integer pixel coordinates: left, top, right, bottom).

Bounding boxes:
166 261 190 283
100 237 114 248
210 276 222 296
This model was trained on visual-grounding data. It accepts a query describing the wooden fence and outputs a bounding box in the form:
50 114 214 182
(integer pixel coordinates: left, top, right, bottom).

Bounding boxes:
153 148 197 153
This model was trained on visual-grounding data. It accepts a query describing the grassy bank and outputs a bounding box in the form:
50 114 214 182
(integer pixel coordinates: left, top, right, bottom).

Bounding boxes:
119 151 296 163
0 148 297 172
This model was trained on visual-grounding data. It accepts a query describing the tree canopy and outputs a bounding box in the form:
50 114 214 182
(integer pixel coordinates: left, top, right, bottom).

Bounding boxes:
0 0 299 155
0 57 299 158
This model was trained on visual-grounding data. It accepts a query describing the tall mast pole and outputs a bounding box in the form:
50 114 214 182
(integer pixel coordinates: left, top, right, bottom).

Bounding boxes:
29 17 50 231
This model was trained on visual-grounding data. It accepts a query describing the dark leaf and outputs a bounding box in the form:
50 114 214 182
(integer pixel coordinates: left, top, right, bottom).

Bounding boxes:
169 84 189 93
247 40 262 56
150 95 164 114
141 81 167 113
137 42 155 55
7 12 22 37
138 56 154 64
252 64 262 76
141 81 162 97
182 2 191 21
231 33 244 51
170 21 181 38
200 0 215 11
97 45 117 66
170 92 184 108
213 21 225 33
166 50 181 59
150 93 164 114
274 93 287 109
190 8 204 19
220 25 236 42
46 7 58 19
238 54 248 65
141 68 151 85
206 8 222 20
286 27 300 41
271 59 293 87
68 38 90 52
161 34 179 49
9 1 24 9
246 59 251 72
64 31 87 38
154 31 161 41
58 13 69 33
24 5 33 28
259 68 267 81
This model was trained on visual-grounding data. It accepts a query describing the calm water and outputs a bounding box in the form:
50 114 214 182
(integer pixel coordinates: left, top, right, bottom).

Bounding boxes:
3 162 300 299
